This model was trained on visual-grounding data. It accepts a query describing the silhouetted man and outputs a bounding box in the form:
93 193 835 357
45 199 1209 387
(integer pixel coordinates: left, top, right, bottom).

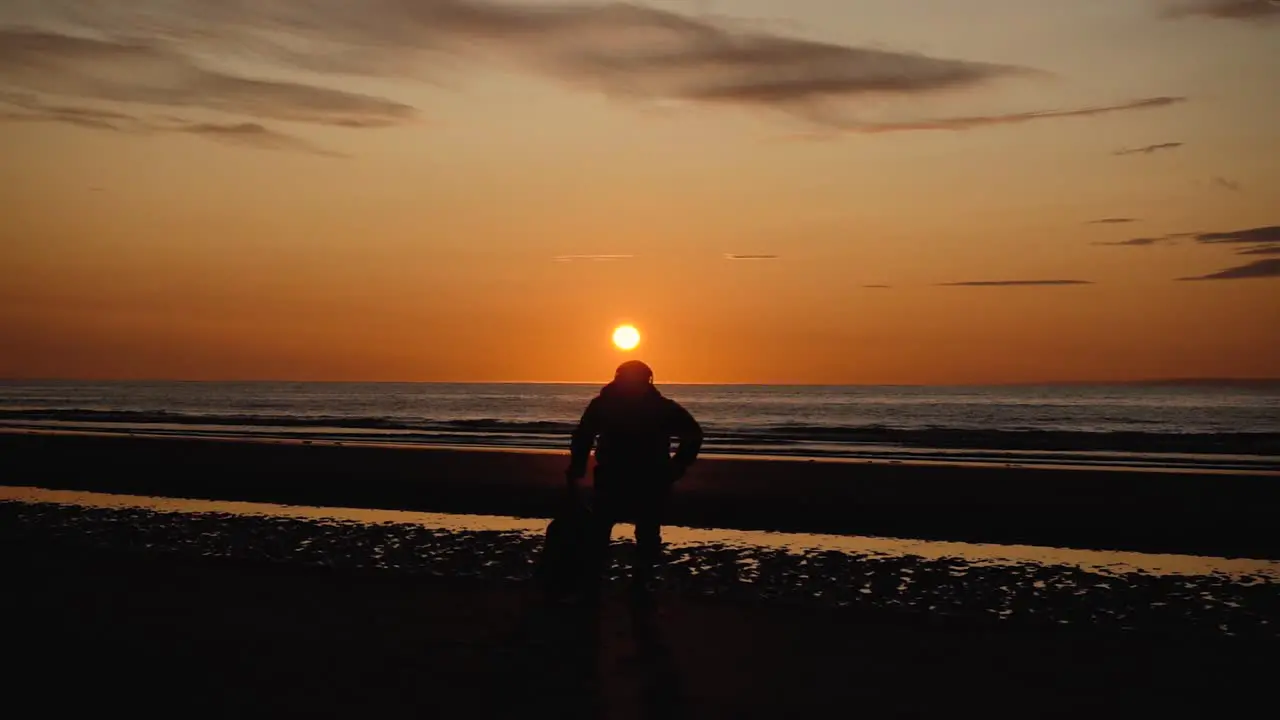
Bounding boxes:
566 360 703 595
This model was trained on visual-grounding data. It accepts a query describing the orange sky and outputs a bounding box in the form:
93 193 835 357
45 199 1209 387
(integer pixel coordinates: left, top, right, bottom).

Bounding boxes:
2 0 1278 384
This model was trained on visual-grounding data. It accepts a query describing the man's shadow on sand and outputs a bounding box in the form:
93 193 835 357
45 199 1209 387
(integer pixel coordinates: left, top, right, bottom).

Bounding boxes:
506 593 685 719
626 598 684 719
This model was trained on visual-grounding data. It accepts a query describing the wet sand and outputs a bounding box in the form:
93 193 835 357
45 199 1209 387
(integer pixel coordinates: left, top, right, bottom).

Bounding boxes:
6 521 1274 718
3 430 1278 558
5 490 1276 637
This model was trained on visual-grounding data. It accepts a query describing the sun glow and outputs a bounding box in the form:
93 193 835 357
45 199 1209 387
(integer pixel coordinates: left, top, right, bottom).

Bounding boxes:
612 325 641 351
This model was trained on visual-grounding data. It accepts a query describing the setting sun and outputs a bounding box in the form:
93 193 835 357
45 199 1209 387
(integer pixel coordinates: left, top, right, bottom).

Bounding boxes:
612 325 641 351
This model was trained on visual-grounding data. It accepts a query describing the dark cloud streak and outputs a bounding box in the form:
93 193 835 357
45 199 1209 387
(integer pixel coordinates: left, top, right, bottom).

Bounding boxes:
1087 218 1139 224
0 90 142 130
1213 177 1243 192
1237 245 1280 255
1165 1 1280 21
1113 141 1184 156
824 97 1185 134
1097 225 1280 252
552 254 634 262
175 122 347 157
0 27 416 127
0 107 126 131
1178 258 1280 281
1093 237 1174 247
939 280 1093 287
1196 225 1280 245
0 89 342 156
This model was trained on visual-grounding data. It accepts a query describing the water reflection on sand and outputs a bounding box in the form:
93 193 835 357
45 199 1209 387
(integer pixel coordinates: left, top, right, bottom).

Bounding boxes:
5 486 1275 578
3 486 1277 637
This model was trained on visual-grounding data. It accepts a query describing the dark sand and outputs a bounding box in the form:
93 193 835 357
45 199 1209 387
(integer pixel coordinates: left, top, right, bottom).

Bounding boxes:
3 431 1277 558
8 497 1275 636
6 540 1274 720
5 431 1277 719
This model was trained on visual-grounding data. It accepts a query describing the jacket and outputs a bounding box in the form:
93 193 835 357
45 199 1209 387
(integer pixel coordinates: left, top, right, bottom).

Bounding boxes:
567 382 703 478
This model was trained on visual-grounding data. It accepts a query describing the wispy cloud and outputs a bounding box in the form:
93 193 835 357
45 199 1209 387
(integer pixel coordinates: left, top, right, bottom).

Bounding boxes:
1178 258 1280 281
1237 245 1280 255
939 280 1093 287
176 122 346 157
1213 176 1243 192
1087 217 1139 224
1195 225 1280 245
1113 141 1184 156
724 254 779 260
0 28 416 128
0 106 126 131
801 96 1187 136
1093 237 1176 247
0 91 342 155
1100 225 1280 256
1165 1 1280 21
863 284 893 289
552 254 634 262
2 0 1185 135
0 91 140 130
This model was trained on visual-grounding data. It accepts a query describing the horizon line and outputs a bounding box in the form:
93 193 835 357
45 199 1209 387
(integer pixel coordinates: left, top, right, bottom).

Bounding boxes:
3 377 1278 388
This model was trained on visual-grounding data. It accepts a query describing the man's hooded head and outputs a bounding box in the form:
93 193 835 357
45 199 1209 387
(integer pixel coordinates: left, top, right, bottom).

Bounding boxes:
604 360 658 398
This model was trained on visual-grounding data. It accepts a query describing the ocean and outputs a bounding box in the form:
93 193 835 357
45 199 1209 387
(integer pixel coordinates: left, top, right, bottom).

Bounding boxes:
0 380 1276 472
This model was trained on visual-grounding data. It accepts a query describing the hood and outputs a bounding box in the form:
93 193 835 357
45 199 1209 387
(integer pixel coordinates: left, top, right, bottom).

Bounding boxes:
599 380 663 401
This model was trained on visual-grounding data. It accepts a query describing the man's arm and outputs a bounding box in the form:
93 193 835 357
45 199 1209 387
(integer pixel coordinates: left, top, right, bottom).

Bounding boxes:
668 401 703 477
566 398 600 485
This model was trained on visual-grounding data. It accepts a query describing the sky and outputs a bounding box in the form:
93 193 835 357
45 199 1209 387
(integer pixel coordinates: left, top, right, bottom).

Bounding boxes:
1 0 1278 384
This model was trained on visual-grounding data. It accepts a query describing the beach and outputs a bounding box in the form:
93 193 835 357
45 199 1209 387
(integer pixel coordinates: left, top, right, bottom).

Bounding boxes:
4 427 1278 718
4 431 1277 558
6 522 1274 719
